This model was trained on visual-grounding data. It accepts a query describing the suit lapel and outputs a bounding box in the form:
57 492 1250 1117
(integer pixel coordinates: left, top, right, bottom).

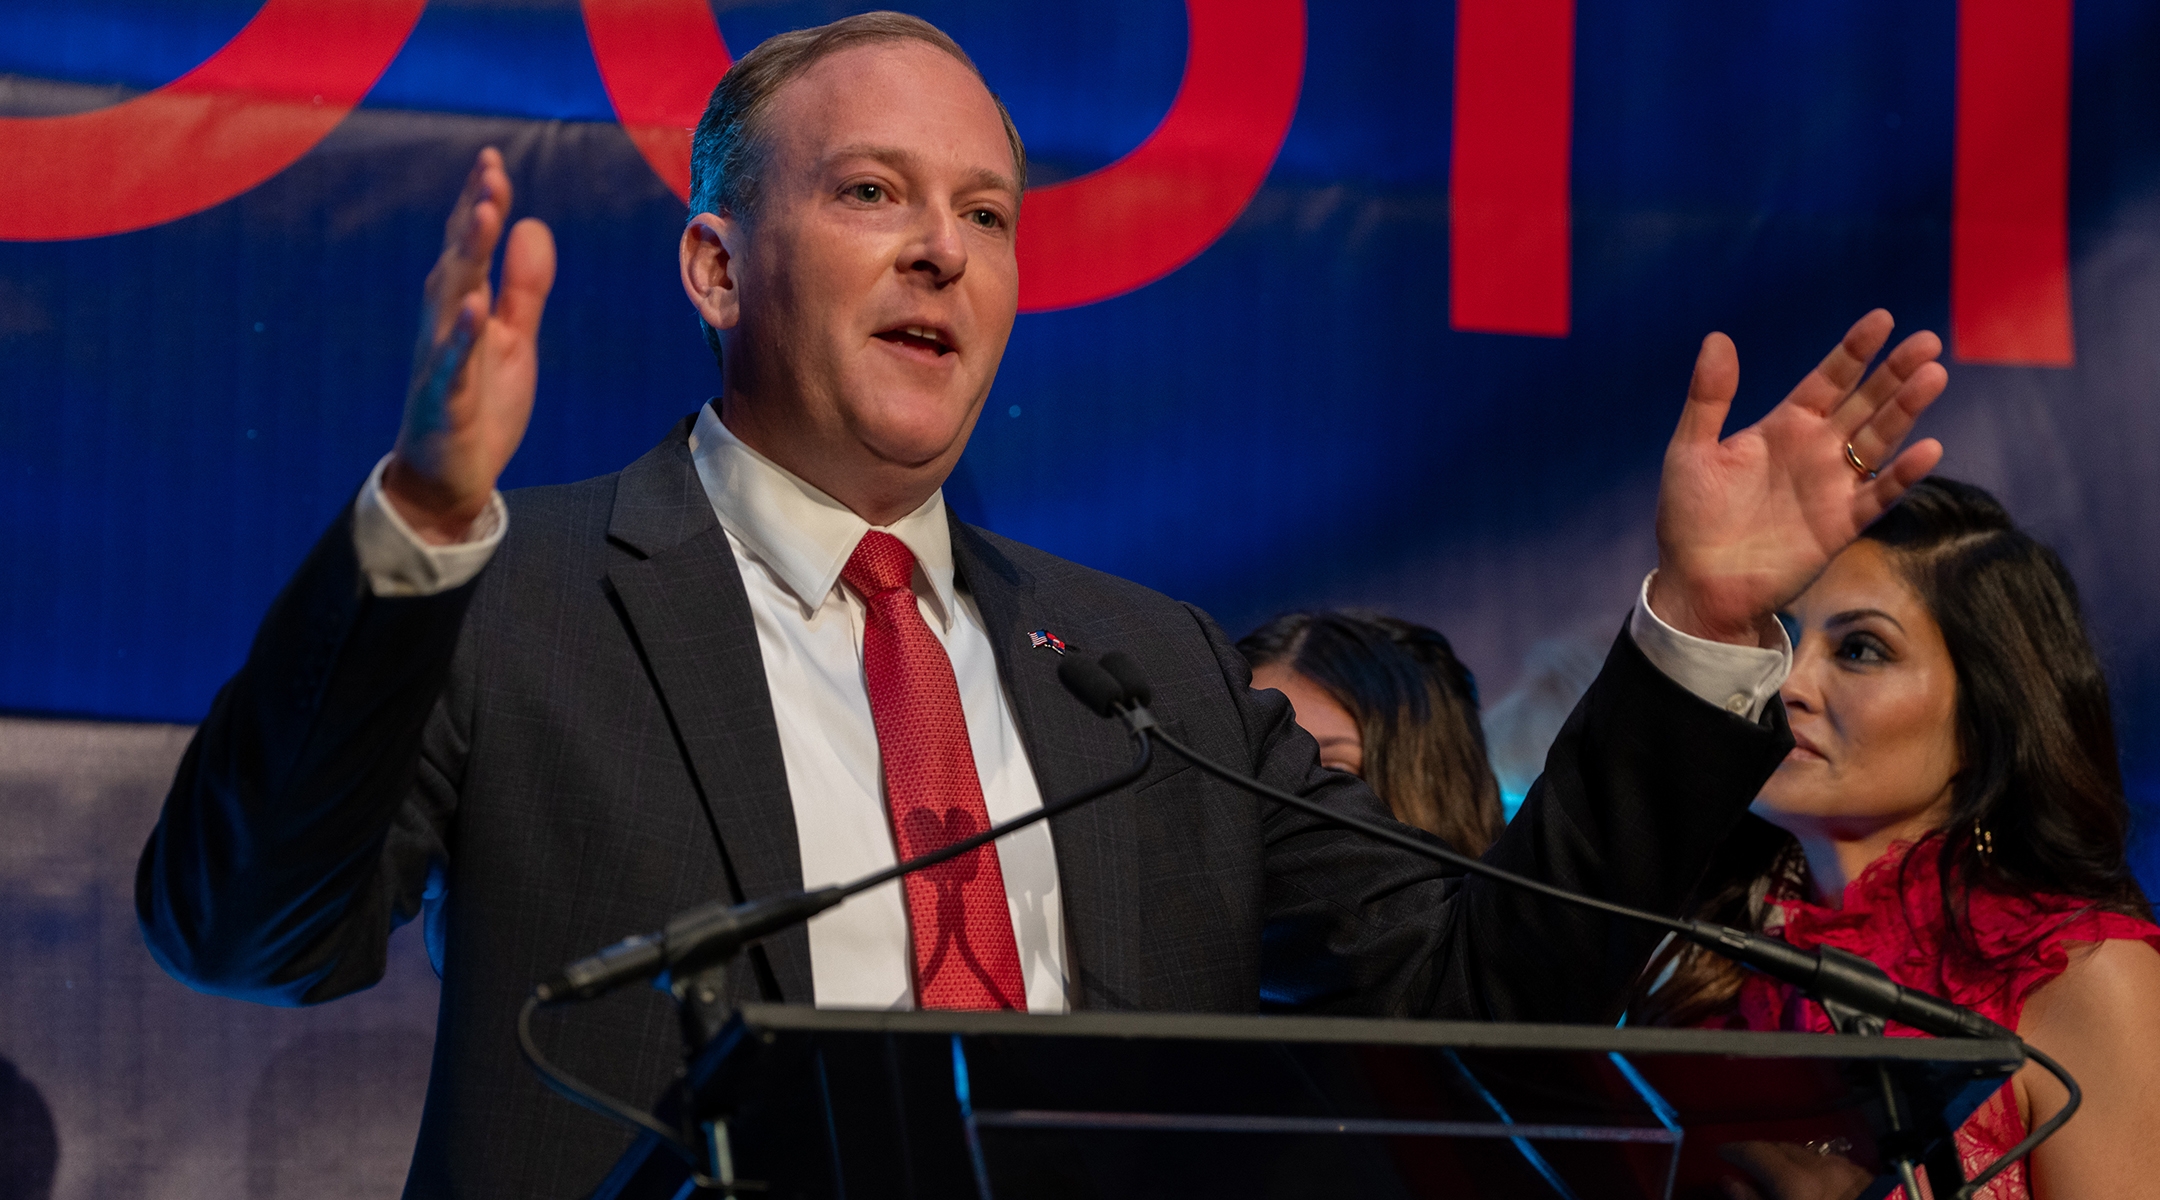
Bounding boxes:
949 517 1146 1011
605 420 812 1003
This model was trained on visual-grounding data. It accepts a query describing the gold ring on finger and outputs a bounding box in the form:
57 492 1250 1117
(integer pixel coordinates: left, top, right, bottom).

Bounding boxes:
1844 442 1878 481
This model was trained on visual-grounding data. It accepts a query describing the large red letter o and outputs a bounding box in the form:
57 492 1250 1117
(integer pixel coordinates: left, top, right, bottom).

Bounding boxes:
0 0 427 242
579 0 733 202
1015 0 1305 311
578 0 1305 312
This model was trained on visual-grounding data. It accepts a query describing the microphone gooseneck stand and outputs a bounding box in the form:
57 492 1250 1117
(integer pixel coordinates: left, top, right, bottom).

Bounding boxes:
520 648 2076 1200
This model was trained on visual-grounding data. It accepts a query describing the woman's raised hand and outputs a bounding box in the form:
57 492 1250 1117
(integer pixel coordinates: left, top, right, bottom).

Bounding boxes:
1649 310 1947 646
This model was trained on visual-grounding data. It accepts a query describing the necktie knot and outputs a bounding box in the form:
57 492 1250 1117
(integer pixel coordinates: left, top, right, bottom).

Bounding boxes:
842 530 917 599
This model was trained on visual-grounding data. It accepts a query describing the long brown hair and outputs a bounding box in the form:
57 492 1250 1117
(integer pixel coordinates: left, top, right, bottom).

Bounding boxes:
1632 478 2152 1027
1238 612 1506 856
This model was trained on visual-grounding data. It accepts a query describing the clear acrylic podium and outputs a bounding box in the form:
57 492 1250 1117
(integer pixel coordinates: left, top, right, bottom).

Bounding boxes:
587 1005 2022 1200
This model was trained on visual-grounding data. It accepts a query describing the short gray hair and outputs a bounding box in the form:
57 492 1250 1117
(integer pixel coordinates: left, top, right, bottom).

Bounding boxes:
688 12 1028 366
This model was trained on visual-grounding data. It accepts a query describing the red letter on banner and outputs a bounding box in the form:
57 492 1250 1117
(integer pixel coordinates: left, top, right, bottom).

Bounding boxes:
1952 0 2074 365
1450 0 1573 337
580 0 731 202
579 0 1304 315
0 0 424 242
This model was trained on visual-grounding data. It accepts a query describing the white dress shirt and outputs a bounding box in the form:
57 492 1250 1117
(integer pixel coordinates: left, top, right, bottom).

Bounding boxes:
681 408 1065 1012
350 416 1791 1010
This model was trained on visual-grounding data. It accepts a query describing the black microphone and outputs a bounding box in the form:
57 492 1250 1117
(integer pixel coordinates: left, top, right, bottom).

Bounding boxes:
1677 921 2010 1040
1056 652 1127 716
535 887 848 1005
1098 650 1151 705
1059 652 1158 735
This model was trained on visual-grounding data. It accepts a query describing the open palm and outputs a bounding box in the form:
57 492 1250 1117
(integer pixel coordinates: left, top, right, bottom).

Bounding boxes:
1650 310 1946 645
386 147 557 543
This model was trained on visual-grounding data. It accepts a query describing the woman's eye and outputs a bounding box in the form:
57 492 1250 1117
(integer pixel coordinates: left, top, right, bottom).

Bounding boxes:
846 183 884 203
1836 633 1890 663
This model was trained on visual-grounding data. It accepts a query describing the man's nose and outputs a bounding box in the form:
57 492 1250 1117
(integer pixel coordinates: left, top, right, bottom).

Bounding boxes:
903 203 968 284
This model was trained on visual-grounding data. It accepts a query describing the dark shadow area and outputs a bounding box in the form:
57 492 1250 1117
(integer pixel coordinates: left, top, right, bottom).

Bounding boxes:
0 1054 58 1200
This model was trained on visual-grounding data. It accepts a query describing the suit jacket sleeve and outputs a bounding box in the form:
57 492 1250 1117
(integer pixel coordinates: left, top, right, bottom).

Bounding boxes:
1221 608 1793 1024
137 502 473 1005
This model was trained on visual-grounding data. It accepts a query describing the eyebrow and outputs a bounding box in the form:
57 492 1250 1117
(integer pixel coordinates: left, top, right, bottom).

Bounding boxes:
1824 607 1907 633
823 143 1019 199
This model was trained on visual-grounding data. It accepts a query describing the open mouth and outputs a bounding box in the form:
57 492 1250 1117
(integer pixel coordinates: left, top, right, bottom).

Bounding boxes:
874 324 956 357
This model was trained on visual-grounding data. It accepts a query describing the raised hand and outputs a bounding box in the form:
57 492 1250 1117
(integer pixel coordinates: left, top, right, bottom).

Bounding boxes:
1649 309 1947 645
384 147 557 544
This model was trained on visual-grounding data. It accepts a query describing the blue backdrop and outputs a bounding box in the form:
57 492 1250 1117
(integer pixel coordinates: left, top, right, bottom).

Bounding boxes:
4 0 2157 883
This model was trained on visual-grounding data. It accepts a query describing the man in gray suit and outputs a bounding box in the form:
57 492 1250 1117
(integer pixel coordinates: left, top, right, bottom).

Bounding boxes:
138 13 1949 1198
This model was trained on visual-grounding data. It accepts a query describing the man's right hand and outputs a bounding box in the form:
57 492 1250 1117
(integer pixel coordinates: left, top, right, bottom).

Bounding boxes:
385 147 557 545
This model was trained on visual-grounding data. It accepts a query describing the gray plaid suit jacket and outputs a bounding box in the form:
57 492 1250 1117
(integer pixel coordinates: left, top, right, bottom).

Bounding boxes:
139 415 1791 1199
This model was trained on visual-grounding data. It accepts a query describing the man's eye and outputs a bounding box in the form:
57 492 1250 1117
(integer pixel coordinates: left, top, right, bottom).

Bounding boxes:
846 183 884 203
967 208 1003 229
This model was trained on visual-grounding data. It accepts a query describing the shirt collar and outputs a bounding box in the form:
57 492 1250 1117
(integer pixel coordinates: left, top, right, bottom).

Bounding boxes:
688 403 957 629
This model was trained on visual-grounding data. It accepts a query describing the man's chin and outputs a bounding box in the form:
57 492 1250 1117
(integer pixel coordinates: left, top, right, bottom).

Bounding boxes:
843 398 982 473
841 419 961 474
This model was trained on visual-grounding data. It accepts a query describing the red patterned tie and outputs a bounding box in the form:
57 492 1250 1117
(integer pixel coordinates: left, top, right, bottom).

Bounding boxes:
842 530 1026 1011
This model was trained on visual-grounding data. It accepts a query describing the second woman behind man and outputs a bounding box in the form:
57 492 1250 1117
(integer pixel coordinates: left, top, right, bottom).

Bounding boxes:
1239 612 1505 857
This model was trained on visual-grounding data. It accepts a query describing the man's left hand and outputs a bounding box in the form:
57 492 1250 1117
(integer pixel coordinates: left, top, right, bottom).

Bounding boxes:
1650 309 1946 646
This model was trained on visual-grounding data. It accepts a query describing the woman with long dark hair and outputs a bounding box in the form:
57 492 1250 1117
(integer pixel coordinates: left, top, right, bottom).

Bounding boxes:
1238 612 1505 856
1631 478 2160 1199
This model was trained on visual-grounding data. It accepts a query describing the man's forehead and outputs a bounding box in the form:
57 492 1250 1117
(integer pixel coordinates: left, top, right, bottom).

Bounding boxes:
765 40 1015 179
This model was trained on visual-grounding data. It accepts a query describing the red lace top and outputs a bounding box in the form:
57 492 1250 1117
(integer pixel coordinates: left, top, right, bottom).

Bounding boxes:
1713 841 2160 1198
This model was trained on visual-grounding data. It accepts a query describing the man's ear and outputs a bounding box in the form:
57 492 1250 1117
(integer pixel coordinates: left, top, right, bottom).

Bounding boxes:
680 211 739 332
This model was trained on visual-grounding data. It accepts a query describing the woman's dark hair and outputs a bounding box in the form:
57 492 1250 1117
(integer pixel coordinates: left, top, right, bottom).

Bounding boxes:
1632 477 2152 1027
1238 612 1505 855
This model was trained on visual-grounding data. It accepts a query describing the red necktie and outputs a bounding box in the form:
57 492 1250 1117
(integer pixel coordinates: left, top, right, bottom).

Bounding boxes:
842 530 1026 1011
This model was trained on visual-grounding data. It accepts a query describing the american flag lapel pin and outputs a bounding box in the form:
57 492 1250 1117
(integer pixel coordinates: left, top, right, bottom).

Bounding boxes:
1029 629 1067 655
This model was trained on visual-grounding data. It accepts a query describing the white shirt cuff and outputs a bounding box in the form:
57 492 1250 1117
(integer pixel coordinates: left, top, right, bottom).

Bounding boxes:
352 454 507 597
1628 571 1790 722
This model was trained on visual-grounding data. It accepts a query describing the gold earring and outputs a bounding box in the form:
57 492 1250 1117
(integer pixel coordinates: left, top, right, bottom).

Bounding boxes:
1973 818 1995 861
